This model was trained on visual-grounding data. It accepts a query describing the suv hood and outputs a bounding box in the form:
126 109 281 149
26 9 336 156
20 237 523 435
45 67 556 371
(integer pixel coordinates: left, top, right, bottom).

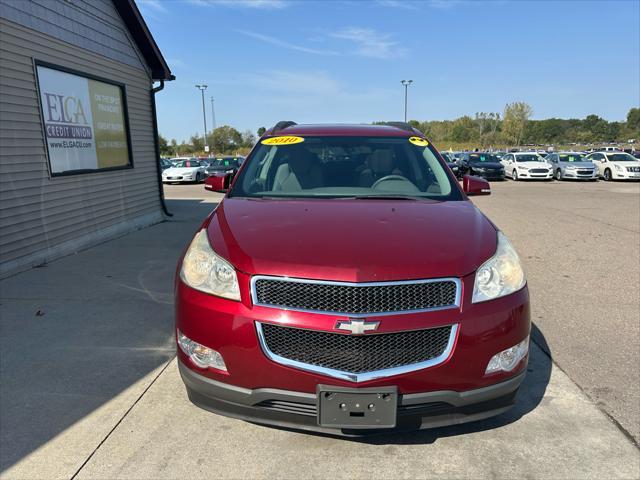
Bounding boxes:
207 198 497 282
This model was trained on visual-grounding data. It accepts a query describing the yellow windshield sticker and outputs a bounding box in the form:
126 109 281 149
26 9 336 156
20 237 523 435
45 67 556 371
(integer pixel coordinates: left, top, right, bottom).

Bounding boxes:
261 136 305 146
409 136 429 147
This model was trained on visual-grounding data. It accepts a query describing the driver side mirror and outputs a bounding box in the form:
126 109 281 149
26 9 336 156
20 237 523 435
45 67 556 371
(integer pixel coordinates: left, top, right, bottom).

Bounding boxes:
463 175 491 196
204 174 231 193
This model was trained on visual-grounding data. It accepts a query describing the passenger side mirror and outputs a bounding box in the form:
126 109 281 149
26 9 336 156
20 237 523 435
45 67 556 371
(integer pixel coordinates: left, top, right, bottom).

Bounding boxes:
462 175 491 196
204 174 231 193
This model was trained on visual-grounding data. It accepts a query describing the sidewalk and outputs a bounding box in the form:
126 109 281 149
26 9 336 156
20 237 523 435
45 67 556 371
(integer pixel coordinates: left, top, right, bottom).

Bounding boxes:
0 196 218 479
1 192 638 479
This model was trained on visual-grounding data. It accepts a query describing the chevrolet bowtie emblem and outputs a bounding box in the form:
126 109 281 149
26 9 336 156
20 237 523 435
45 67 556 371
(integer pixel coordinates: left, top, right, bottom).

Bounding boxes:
336 319 379 335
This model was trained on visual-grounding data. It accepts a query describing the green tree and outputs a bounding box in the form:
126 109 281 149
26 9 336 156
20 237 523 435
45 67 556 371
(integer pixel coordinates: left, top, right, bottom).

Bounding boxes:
158 134 171 156
211 125 243 154
257 127 266 137
502 102 533 146
241 130 256 148
189 133 204 153
626 108 640 130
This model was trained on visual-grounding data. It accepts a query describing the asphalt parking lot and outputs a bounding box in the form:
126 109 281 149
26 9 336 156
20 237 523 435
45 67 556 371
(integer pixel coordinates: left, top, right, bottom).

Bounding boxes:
1 179 638 479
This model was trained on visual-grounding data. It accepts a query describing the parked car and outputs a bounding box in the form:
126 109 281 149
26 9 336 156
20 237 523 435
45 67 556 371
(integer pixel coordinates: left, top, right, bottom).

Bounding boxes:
586 151 640 181
459 153 505 180
546 152 598 181
160 158 173 171
162 157 206 183
176 122 530 435
439 152 461 178
205 156 245 179
501 152 553 180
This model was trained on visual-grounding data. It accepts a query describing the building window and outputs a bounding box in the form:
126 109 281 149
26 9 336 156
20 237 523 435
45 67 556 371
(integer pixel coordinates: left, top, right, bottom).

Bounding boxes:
34 61 133 176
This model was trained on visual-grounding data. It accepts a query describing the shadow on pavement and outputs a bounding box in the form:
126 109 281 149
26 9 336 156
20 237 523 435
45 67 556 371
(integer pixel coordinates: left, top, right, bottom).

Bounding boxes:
0 199 215 474
348 323 552 445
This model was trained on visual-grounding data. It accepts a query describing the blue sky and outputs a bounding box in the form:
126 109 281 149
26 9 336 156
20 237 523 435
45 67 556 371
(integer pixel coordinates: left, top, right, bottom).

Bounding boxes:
137 0 640 142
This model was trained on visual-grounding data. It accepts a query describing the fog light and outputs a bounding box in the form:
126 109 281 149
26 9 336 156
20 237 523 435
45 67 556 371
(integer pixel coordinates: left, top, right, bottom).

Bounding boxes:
485 337 529 374
177 330 227 371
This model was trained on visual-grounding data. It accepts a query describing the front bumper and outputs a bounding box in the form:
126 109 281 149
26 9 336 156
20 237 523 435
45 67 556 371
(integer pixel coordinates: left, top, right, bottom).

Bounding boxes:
613 170 640 180
179 359 526 435
517 170 553 180
561 169 598 180
472 171 505 180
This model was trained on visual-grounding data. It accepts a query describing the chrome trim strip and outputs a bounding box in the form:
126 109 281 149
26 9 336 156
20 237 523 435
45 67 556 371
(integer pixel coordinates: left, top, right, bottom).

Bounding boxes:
255 322 459 383
250 275 462 318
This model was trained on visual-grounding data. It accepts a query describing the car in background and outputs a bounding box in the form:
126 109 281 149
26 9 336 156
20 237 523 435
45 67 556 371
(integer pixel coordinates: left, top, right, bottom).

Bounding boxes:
162 157 206 184
160 158 173 171
439 152 461 178
546 152 598 181
586 151 640 181
501 153 553 180
205 156 245 179
459 153 505 180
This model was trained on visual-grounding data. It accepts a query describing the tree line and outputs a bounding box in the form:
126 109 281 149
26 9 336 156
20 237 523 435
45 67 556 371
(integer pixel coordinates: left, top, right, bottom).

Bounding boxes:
406 105 639 148
160 105 639 156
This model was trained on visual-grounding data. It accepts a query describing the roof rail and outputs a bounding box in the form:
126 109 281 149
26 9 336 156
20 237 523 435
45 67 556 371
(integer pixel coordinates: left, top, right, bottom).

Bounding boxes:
269 121 297 134
381 121 422 135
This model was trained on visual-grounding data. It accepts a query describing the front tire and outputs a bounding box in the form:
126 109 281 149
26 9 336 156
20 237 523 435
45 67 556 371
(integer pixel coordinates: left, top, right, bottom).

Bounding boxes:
512 169 518 181
555 169 563 181
604 169 612 181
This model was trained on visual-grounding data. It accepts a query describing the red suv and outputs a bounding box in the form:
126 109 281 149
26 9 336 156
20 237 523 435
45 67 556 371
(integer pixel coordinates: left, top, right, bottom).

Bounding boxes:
176 122 530 435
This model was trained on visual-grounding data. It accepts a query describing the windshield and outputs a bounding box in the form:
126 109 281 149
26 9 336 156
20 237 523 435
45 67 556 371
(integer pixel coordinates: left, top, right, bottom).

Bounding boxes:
515 154 544 162
468 153 499 163
559 154 585 162
209 158 240 168
174 160 200 168
230 136 461 200
607 153 636 162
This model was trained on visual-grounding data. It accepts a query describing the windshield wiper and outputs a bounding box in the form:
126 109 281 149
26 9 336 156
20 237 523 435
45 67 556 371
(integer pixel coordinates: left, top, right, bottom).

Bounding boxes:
344 195 426 201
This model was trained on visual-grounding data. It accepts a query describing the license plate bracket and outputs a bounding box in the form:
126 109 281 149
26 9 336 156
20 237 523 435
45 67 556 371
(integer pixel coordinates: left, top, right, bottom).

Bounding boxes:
317 385 397 429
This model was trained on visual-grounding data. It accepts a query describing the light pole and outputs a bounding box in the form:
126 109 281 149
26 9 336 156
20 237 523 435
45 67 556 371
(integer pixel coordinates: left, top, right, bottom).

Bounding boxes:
210 97 216 131
401 80 413 122
195 84 208 152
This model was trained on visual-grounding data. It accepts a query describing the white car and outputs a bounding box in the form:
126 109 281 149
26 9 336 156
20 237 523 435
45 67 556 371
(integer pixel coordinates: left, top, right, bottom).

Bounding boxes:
501 152 553 180
162 157 206 184
586 151 640 181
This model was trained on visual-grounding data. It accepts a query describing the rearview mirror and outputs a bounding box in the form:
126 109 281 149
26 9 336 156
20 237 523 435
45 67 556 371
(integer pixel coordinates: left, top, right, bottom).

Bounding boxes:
462 175 491 196
204 174 231 193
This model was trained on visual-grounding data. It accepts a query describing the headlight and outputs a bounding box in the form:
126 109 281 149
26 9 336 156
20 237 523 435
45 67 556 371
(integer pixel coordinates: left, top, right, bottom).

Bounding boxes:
517 165 528 170
472 231 526 303
180 229 240 300
485 337 529 374
614 164 623 171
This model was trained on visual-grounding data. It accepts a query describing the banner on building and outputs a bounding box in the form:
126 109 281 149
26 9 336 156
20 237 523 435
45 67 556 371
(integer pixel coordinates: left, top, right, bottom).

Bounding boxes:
35 63 132 175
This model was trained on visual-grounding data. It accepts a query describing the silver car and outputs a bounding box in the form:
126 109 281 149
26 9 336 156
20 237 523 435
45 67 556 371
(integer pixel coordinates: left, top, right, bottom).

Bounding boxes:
546 152 598 181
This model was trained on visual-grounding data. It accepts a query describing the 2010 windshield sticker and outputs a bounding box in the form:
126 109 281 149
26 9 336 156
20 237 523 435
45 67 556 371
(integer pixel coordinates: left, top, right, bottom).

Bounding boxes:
408 137 429 147
261 136 305 146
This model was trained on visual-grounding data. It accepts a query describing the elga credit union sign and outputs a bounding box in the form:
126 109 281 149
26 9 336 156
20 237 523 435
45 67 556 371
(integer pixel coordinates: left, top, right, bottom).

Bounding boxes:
36 63 132 175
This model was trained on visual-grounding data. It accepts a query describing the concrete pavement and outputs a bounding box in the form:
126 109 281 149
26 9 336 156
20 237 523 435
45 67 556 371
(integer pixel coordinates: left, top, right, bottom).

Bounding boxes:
1 182 639 479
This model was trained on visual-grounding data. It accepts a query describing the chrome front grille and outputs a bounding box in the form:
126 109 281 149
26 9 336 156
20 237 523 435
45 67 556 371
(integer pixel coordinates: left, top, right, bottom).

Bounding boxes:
529 168 549 174
251 276 460 316
627 166 640 172
256 322 458 382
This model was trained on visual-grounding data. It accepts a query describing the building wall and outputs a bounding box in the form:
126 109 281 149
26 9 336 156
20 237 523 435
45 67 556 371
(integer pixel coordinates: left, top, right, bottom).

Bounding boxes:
0 1 164 278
